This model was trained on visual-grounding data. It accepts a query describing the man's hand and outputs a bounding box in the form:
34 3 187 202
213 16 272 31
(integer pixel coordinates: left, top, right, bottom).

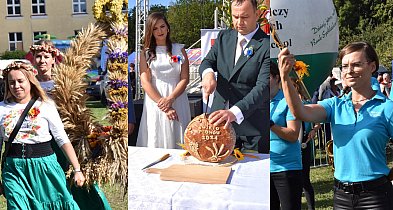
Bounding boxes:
208 110 236 129
202 72 217 101
128 123 135 135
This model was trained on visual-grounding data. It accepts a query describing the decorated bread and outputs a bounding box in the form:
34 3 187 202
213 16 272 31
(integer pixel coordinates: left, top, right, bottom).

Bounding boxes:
184 114 236 162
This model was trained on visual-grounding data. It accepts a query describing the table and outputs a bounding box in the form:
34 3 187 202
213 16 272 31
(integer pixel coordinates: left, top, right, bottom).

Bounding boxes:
128 146 270 210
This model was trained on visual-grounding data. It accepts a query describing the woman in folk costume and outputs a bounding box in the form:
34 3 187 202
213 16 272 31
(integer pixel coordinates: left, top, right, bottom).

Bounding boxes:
29 40 61 94
0 62 84 209
137 12 191 148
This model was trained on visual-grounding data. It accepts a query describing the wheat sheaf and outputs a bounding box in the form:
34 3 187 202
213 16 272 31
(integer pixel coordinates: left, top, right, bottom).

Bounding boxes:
52 22 127 188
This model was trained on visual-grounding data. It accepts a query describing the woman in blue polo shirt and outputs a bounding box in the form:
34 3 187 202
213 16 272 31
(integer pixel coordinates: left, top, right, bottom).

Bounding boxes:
270 61 302 210
278 42 393 209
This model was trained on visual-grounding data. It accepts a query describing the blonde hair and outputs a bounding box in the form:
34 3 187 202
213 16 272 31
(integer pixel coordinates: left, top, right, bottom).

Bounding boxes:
3 62 48 103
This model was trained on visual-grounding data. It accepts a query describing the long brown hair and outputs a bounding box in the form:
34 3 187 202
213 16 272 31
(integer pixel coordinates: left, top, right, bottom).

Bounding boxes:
3 63 48 103
144 12 172 63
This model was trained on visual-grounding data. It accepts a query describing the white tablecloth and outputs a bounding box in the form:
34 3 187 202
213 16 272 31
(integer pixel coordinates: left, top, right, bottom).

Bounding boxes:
128 146 270 210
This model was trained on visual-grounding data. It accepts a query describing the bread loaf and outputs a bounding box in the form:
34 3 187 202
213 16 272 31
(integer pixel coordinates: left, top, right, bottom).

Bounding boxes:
184 114 236 162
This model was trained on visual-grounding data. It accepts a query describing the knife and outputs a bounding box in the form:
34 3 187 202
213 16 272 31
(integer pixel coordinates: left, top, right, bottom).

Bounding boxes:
141 153 171 170
205 94 210 117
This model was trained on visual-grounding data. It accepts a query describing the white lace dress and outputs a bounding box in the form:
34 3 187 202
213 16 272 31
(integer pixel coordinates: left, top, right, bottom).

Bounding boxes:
137 43 191 149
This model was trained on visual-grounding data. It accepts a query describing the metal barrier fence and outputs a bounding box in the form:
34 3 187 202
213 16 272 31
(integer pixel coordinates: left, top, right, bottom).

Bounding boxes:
310 123 331 168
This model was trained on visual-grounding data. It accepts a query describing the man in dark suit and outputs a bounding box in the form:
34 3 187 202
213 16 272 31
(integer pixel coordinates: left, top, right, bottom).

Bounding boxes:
200 0 269 153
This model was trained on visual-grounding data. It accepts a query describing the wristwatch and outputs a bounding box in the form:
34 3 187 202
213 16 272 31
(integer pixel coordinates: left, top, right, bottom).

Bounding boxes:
73 169 82 173
270 120 275 128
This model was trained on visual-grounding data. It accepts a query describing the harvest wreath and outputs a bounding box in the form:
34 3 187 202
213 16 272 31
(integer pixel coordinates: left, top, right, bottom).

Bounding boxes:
50 0 128 188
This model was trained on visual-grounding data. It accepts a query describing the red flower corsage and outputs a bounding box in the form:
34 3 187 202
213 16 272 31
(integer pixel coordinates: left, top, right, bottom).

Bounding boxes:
171 55 182 63
28 107 40 118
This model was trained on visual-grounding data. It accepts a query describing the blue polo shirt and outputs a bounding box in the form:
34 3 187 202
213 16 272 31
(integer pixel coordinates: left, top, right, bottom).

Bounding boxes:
270 90 302 173
371 77 381 92
318 91 393 182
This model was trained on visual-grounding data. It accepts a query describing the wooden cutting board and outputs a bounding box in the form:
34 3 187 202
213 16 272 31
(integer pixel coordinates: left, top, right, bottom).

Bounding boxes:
145 164 232 184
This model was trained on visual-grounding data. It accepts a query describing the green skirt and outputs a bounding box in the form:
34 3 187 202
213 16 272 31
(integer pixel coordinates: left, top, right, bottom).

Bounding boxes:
2 154 80 210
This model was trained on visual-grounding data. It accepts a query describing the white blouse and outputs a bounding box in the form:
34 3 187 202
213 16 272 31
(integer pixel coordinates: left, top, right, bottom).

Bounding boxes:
0 99 70 147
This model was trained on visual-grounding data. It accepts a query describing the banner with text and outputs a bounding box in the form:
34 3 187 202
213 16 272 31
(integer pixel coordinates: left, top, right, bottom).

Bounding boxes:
270 0 339 58
270 0 339 94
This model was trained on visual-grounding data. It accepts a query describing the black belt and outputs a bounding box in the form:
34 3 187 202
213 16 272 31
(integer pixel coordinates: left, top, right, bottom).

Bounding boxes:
6 141 54 158
334 176 388 194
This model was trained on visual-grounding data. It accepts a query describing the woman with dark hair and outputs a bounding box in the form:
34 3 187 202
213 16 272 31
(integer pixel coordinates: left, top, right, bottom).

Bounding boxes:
0 62 84 209
279 42 393 209
270 61 302 210
137 12 191 148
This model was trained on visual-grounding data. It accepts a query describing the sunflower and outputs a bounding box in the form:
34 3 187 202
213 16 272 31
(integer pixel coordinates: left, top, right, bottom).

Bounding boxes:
293 60 310 80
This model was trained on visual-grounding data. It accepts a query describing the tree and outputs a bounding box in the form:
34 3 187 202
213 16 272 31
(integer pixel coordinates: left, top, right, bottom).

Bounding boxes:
128 6 136 52
167 0 219 48
128 4 168 53
333 0 393 68
0 50 27 59
150 4 168 14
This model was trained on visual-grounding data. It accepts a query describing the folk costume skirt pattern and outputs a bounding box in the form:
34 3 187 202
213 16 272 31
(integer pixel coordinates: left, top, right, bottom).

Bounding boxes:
2 154 79 210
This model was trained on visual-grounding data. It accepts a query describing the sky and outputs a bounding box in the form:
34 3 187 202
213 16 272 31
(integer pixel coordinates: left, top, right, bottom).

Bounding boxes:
129 0 171 8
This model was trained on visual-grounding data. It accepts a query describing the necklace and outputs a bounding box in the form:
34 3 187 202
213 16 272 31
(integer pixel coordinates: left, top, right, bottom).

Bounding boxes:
352 91 377 103
352 98 369 103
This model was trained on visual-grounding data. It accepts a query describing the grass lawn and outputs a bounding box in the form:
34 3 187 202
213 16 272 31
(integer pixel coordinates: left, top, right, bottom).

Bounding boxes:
0 100 126 210
87 101 110 126
302 165 334 209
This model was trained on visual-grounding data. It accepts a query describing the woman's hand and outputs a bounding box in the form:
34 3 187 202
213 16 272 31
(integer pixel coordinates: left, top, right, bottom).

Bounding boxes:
158 97 174 112
73 171 86 187
308 124 321 140
165 108 179 121
278 48 296 78
128 123 135 135
307 129 317 141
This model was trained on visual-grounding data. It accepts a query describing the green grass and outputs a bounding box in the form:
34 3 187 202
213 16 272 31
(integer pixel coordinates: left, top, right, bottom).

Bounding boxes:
87 101 110 126
301 165 334 209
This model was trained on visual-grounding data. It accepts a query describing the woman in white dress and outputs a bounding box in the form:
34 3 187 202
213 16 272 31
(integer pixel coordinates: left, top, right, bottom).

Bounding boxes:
137 12 191 149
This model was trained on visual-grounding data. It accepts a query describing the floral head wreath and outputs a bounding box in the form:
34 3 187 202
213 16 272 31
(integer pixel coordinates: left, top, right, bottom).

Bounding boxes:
2 61 38 78
30 44 60 57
